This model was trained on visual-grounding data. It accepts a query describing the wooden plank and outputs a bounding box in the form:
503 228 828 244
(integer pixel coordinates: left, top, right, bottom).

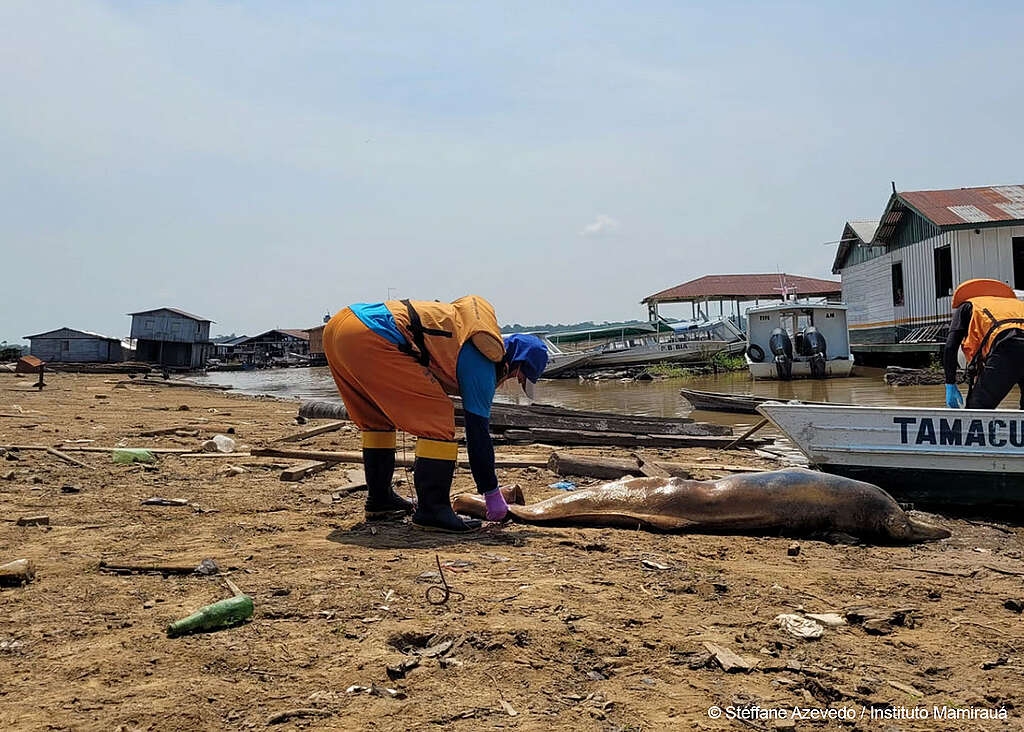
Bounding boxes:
251 446 550 469
273 421 345 444
504 428 763 450
722 418 770 451
45 447 93 469
137 424 236 437
280 460 332 482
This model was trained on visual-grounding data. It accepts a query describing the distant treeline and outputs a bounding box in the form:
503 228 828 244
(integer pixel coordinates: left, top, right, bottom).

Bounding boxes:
501 318 677 335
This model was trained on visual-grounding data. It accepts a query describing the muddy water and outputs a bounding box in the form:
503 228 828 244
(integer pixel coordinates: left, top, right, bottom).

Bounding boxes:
193 366 952 432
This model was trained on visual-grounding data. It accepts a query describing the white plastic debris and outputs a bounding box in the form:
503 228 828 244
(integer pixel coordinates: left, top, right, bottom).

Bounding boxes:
775 613 824 639
211 434 236 453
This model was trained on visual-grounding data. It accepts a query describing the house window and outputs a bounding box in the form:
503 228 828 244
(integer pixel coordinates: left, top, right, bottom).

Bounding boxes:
1014 237 1024 289
934 246 953 298
61 340 70 352
891 262 904 306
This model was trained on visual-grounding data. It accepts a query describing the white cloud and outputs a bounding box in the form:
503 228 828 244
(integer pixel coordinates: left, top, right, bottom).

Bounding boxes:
579 214 619 237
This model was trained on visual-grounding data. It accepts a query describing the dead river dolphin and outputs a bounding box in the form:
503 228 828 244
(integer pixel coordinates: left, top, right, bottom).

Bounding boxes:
452 468 949 543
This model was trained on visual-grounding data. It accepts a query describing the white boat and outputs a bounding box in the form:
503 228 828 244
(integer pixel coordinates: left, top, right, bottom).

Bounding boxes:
587 318 745 368
745 301 853 380
540 336 593 377
758 401 1024 506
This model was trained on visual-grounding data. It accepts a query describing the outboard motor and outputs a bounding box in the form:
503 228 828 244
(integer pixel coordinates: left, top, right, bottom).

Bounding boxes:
769 328 793 381
802 326 827 380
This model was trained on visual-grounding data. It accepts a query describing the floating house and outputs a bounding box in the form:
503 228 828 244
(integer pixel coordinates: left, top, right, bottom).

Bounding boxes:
306 325 326 364
129 307 213 369
233 329 310 366
211 335 248 360
833 185 1024 350
24 327 124 363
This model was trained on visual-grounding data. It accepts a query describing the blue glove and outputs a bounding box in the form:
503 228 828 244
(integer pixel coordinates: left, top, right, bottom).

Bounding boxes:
945 384 963 409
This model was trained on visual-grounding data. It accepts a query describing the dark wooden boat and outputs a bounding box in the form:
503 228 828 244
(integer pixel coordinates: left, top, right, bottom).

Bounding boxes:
679 388 768 414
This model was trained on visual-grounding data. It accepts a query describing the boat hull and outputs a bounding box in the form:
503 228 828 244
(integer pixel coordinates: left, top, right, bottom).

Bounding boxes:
759 402 1024 506
747 358 854 380
590 341 742 368
543 351 592 377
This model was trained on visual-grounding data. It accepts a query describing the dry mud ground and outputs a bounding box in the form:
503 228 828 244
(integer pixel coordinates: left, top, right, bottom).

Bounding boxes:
1 373 1023 731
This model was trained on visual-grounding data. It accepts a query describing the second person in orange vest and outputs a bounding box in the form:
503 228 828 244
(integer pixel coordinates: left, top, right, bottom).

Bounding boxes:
944 279 1024 409
323 296 548 533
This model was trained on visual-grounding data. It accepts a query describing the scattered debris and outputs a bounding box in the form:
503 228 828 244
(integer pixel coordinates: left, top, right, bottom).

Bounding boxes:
641 559 670 570
702 642 754 672
0 559 36 586
499 700 518 716
61 484 81 494
549 481 577 491
0 470 13 480
805 613 846 627
217 465 246 477
346 684 406 699
386 658 420 680
775 614 824 640
887 679 924 698
112 448 156 464
166 595 254 637
16 515 49 527
141 497 190 507
266 708 332 725
787 542 801 556
1004 599 1024 614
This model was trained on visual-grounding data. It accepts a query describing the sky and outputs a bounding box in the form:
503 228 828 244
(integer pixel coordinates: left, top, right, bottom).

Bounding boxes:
4 1 1024 342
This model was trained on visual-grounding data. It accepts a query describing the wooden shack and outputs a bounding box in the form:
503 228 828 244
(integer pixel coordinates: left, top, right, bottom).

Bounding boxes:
24 327 123 363
834 185 1024 347
306 325 325 363
128 307 213 369
233 329 310 366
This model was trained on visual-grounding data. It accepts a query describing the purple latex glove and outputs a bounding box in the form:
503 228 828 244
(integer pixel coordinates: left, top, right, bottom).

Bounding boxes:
483 487 509 521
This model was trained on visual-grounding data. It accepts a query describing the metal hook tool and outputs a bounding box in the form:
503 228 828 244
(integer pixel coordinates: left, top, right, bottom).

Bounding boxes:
425 554 464 606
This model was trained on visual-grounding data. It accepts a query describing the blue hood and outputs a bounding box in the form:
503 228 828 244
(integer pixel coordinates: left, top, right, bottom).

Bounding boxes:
503 334 548 382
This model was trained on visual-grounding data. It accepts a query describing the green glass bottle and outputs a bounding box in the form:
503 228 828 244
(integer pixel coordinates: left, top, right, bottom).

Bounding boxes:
167 595 253 637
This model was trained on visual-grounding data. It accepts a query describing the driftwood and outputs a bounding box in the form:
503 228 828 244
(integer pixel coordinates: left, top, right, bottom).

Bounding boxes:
0 559 36 586
251 446 549 469
99 561 203 575
280 460 334 482
722 418 770 450
296 399 733 438
547 452 689 479
273 421 345 443
504 428 763 450
45 447 93 469
138 424 236 437
117 379 232 390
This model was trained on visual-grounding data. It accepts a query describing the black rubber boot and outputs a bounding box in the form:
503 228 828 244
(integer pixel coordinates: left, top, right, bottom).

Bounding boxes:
363 448 414 520
411 457 481 533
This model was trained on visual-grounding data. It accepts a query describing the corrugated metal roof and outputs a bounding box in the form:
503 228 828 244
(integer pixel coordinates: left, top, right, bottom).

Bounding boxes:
899 185 1024 227
24 327 120 341
127 307 214 323
831 220 880 274
237 329 311 343
643 273 841 304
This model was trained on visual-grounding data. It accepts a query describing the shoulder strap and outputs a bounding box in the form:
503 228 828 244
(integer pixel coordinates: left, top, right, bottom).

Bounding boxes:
396 299 453 367
967 307 1024 371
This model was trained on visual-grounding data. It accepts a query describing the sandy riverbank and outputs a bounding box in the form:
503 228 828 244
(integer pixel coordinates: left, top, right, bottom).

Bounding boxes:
1 373 1022 731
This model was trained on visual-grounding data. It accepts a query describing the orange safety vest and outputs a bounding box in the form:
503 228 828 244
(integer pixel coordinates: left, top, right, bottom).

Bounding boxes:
387 295 505 392
961 295 1024 368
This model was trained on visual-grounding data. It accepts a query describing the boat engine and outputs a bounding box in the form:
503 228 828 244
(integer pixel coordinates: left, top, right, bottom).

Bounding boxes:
802 326 827 379
769 328 793 380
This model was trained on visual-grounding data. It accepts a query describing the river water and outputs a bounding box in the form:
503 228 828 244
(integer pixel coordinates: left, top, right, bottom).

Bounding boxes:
192 366 953 432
